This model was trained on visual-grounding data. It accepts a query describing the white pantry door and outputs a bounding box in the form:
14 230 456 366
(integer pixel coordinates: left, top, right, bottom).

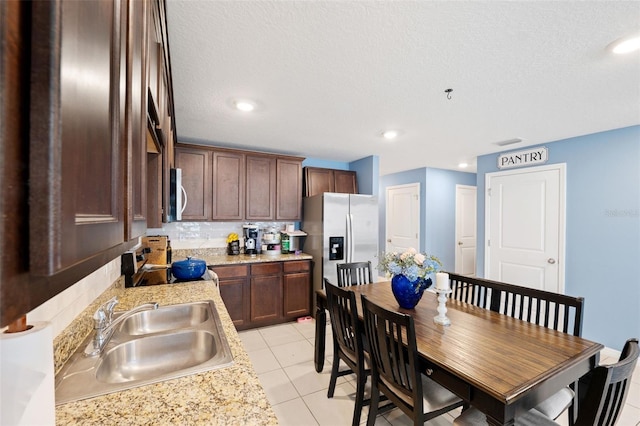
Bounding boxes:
455 185 477 276
385 183 420 254
485 164 565 293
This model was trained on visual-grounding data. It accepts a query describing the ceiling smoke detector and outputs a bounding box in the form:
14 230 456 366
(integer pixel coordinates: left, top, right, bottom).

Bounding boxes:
494 138 523 147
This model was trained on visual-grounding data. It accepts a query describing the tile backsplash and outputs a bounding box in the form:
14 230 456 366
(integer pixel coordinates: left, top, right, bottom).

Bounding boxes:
26 256 123 338
148 221 297 250
19 222 298 339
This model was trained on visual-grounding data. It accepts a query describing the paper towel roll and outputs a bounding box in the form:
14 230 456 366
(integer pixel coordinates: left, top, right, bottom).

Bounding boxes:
1 322 55 426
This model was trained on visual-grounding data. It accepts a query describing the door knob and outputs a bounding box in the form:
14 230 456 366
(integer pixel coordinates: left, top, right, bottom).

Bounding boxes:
387 239 391 243
458 241 463 245
548 258 556 264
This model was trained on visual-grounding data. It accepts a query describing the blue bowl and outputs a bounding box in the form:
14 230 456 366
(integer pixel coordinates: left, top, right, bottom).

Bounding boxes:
172 257 207 280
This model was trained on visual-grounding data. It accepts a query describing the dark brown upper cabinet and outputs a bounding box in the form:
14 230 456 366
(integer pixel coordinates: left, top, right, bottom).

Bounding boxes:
30 0 126 277
126 0 148 240
304 167 358 197
212 151 245 220
0 0 176 328
277 158 303 221
246 155 277 220
175 146 212 221
175 143 303 222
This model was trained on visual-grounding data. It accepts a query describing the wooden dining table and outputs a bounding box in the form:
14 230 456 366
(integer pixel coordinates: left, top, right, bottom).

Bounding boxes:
314 282 603 426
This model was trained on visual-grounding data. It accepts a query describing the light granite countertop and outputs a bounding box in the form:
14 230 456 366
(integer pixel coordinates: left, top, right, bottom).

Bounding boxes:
172 248 312 267
54 279 278 425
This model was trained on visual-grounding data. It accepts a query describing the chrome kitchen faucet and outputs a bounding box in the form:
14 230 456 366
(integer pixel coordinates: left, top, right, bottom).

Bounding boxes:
85 297 159 356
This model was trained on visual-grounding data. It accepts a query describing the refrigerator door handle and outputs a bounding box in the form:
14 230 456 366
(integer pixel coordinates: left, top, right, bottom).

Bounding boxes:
346 213 354 263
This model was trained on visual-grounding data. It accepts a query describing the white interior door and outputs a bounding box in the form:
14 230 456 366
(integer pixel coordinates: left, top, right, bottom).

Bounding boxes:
385 183 420 254
455 185 477 276
485 164 565 293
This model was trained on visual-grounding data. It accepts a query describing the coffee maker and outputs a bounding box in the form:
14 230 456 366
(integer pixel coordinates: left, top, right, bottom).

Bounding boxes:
242 224 259 256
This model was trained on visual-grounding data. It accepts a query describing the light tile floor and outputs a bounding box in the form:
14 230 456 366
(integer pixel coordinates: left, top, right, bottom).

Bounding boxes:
239 320 640 426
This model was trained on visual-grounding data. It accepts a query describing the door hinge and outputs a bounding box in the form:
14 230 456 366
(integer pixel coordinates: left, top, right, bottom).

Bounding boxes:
487 188 491 196
487 240 490 247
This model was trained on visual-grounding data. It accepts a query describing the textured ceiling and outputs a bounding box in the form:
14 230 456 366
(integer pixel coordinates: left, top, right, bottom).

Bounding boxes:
165 1 640 175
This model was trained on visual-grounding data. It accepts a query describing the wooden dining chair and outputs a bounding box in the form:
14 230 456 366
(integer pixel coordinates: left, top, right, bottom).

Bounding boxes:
336 261 374 287
324 279 370 426
454 338 639 426
361 294 464 426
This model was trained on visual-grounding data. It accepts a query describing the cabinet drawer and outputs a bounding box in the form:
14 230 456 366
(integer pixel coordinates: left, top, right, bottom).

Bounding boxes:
251 262 282 276
212 264 248 279
284 260 310 274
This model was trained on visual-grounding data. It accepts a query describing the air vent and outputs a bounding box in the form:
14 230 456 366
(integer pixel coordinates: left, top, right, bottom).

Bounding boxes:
495 138 523 147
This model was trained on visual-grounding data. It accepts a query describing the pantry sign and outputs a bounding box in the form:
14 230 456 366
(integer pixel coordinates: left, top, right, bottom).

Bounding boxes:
497 147 548 169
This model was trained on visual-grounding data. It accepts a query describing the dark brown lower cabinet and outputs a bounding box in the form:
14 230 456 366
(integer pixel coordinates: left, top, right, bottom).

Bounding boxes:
250 263 282 324
215 265 250 328
212 260 311 331
283 260 311 318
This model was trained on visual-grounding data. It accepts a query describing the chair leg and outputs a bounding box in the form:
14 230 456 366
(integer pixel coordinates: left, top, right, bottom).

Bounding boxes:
366 382 380 426
351 372 367 426
327 347 341 398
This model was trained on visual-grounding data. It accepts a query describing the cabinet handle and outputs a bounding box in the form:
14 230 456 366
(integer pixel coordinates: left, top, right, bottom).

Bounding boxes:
180 185 188 214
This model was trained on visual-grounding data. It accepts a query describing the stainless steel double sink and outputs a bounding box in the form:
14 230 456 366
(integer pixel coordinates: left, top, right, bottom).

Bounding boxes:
55 300 234 405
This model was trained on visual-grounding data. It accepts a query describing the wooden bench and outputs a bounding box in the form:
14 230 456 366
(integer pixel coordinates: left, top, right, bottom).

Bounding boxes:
446 273 584 336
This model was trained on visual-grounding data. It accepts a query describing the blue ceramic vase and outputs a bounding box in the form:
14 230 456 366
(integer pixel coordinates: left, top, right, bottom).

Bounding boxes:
391 275 432 309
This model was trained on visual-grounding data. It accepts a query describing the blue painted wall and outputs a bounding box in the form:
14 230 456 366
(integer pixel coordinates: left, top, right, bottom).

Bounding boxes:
476 125 640 351
424 168 476 270
302 158 350 170
350 156 379 196
378 167 476 271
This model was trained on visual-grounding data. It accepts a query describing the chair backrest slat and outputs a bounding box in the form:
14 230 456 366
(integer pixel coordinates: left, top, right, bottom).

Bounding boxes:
447 272 584 336
337 261 374 287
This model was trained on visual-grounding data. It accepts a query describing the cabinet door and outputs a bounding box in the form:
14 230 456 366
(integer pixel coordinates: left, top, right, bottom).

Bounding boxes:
212 151 245 220
30 0 125 275
125 0 147 240
250 274 282 323
219 277 249 328
246 155 276 220
146 152 163 228
304 167 334 197
175 146 212 220
276 158 302 220
283 272 311 318
213 265 249 328
334 170 358 194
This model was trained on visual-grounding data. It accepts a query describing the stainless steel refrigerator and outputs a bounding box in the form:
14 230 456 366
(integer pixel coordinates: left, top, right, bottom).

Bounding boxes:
302 193 379 296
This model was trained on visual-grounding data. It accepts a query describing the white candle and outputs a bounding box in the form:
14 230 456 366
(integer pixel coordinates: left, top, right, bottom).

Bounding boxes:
436 272 450 290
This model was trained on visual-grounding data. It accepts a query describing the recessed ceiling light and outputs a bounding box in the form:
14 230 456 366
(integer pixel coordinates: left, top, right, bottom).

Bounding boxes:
458 163 469 169
611 34 640 54
234 100 255 112
382 130 399 140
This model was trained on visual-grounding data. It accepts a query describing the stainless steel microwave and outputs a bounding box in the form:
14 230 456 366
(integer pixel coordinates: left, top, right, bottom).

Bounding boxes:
170 168 185 221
